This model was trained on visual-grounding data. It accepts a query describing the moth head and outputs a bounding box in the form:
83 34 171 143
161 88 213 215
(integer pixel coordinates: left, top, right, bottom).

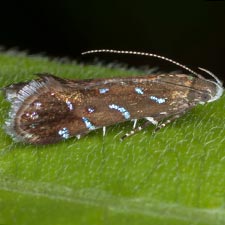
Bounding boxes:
197 68 224 104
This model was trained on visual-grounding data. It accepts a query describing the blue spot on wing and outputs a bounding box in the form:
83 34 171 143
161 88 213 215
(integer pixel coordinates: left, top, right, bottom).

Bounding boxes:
82 117 96 130
99 88 109 94
108 104 130 119
66 100 73 110
150 96 166 104
58 127 70 139
87 107 95 113
135 87 144 95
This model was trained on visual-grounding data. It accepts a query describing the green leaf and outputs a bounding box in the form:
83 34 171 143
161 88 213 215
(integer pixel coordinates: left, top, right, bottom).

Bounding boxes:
0 51 225 225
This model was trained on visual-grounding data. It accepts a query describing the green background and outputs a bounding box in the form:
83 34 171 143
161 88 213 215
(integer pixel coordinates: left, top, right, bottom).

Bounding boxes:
0 52 225 225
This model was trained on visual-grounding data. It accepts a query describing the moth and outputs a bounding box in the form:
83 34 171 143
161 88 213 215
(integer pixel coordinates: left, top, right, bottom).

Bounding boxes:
2 49 223 144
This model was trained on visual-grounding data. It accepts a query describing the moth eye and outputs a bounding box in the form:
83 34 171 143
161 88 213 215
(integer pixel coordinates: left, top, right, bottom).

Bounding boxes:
201 92 211 102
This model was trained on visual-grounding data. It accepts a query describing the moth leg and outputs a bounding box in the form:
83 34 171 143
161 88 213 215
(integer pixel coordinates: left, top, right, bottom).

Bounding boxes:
121 117 159 140
154 112 186 133
145 117 158 126
121 123 149 140
103 126 106 136
132 119 138 129
76 134 81 140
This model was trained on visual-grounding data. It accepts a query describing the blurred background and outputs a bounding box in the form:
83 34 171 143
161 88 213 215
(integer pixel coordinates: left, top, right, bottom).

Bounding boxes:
0 0 224 80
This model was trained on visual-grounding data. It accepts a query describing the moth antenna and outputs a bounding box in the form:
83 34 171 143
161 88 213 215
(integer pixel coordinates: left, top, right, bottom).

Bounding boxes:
82 49 202 78
198 67 223 87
